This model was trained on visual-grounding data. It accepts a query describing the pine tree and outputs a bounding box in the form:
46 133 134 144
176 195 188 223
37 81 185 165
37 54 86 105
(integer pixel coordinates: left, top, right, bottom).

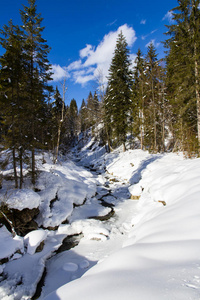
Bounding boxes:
51 87 63 153
68 98 78 138
93 91 100 122
79 99 87 132
0 20 25 188
20 0 53 182
164 0 200 154
104 31 132 151
86 91 95 127
144 42 160 152
132 49 145 149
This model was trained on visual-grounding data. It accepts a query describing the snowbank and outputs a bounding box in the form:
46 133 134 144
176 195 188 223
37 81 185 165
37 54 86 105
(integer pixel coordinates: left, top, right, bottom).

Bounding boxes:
44 153 200 300
0 226 23 260
6 189 41 210
24 229 48 255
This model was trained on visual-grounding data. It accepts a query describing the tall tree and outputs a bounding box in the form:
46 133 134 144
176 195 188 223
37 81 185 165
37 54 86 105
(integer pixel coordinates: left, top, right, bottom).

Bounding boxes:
54 80 67 163
68 98 78 138
104 31 132 151
144 42 160 152
0 20 25 188
20 0 53 182
165 0 200 154
132 48 145 149
79 99 87 132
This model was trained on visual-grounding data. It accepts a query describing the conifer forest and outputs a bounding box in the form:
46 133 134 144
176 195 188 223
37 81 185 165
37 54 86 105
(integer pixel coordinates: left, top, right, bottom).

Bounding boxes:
0 0 200 190
1 1 200 299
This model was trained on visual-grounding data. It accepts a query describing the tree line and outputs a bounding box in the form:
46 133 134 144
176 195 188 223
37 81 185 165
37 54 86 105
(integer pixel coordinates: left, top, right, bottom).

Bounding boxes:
104 0 200 155
0 0 200 189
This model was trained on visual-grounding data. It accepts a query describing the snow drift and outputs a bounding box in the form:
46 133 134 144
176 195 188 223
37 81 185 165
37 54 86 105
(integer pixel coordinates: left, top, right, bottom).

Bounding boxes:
44 151 200 300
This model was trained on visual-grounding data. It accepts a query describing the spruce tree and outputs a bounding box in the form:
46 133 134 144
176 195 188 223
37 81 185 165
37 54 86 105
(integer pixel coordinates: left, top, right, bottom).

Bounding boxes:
93 91 100 123
68 98 78 138
0 20 25 188
144 42 160 152
79 99 87 132
20 0 53 182
132 49 145 149
86 91 95 127
104 31 132 151
164 0 200 154
51 87 63 152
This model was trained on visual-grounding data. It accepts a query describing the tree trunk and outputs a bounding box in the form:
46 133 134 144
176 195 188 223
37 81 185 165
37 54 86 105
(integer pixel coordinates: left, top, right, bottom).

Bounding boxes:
12 148 18 189
152 80 157 153
122 142 126 152
31 148 35 186
194 43 200 155
55 121 62 163
19 147 23 189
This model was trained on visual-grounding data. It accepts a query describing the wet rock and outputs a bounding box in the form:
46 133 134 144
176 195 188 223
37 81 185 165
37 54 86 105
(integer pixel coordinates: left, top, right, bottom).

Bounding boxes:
0 206 39 236
89 207 115 221
12 207 39 236
56 233 83 254
35 240 45 253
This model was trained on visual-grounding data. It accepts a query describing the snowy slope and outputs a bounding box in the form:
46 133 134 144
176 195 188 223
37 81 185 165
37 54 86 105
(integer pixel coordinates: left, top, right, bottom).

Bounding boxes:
44 150 200 300
0 144 200 300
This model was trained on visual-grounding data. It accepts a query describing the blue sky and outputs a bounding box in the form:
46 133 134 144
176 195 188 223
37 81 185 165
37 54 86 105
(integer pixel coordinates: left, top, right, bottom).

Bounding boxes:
0 0 178 107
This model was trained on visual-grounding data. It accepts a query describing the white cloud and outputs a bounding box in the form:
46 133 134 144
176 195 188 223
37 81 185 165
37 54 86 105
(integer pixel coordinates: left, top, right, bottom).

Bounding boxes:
52 64 69 81
79 44 94 59
67 24 137 86
67 60 82 71
129 53 137 69
162 11 173 23
140 19 146 25
145 39 160 48
74 73 95 85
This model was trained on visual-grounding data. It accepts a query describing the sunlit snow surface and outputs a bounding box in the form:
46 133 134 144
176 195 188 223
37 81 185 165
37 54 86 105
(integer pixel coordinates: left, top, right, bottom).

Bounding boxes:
0 144 200 300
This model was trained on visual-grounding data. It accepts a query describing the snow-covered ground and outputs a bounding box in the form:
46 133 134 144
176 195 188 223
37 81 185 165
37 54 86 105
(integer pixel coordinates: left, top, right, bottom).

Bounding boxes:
0 140 200 300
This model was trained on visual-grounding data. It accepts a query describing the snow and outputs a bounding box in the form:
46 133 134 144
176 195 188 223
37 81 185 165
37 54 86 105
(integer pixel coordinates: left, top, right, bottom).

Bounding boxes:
5 188 41 210
0 226 23 260
43 149 200 300
24 229 48 255
0 142 200 300
62 262 78 272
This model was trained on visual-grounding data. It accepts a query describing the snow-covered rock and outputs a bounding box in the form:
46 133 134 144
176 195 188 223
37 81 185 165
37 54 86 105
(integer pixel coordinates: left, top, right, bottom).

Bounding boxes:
6 189 41 210
24 229 47 255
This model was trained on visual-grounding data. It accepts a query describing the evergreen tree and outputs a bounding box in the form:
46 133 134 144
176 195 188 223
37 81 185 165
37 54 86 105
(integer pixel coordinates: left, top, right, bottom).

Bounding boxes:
144 42 160 152
93 91 100 122
86 91 95 127
132 49 145 149
0 20 25 188
68 98 78 138
164 0 200 154
104 31 132 151
79 99 87 132
51 87 63 151
20 0 53 183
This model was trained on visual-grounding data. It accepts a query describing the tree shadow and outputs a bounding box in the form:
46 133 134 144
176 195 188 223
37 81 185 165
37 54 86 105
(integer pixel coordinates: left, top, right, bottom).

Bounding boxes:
129 155 161 185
